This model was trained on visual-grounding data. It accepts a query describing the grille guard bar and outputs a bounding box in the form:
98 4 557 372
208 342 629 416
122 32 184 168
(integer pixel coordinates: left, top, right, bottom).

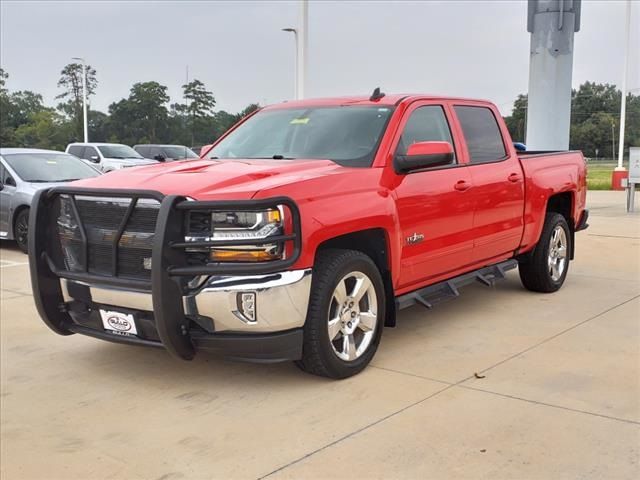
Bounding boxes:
29 186 302 360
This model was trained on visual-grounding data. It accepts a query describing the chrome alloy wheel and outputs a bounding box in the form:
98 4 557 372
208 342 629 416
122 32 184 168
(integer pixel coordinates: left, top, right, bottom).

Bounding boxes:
548 225 568 282
327 271 378 361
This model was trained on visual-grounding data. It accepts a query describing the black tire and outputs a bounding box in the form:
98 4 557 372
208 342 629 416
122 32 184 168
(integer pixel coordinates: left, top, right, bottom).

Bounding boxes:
13 208 30 254
296 249 386 379
519 213 571 293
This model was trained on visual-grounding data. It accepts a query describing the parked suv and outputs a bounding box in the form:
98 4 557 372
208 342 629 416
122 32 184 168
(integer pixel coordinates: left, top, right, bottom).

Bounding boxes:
66 143 157 172
133 144 198 162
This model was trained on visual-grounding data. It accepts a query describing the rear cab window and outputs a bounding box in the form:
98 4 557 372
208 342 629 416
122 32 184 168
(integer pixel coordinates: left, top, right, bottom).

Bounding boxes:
454 106 507 164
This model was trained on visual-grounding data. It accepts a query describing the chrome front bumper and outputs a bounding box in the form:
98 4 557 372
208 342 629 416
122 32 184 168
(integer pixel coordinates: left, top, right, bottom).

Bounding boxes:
61 269 312 334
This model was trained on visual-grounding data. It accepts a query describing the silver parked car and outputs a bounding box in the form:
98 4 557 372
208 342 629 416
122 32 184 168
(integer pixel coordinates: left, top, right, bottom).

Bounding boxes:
66 143 158 172
0 148 100 253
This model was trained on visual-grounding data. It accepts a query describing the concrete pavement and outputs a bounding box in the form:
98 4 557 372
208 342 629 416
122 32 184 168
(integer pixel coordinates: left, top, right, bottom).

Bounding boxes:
1 190 638 479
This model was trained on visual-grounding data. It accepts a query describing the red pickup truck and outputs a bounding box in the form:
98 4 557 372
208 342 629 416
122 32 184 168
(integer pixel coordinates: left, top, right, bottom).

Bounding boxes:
29 92 588 378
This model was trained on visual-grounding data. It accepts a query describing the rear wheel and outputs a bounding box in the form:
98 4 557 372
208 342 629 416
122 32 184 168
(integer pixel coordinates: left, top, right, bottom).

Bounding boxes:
519 213 571 292
296 249 385 379
13 208 30 254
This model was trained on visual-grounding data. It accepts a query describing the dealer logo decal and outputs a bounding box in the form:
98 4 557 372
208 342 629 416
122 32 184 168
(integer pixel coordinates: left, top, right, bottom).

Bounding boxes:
106 316 132 332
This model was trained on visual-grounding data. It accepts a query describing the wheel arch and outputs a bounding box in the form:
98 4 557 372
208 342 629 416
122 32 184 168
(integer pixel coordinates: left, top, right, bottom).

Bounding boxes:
315 228 396 327
10 203 30 239
545 192 575 259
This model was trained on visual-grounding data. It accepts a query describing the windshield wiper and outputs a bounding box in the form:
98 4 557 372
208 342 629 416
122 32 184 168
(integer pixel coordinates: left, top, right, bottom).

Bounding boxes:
246 155 296 160
56 178 80 182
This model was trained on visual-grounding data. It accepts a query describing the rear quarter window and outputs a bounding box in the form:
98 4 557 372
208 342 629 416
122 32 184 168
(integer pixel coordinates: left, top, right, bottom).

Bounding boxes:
454 106 506 163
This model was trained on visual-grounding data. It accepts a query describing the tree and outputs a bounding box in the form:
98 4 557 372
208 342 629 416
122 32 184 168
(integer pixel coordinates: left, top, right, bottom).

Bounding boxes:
107 81 170 144
13 110 73 150
129 81 169 142
171 79 217 146
503 94 527 142
56 62 98 139
183 79 216 118
0 68 12 145
504 82 639 159
234 103 260 123
0 68 8 95
88 110 109 142
1 88 50 146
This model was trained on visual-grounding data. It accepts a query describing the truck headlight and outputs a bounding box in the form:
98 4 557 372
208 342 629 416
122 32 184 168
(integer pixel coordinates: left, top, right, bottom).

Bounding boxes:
186 208 284 262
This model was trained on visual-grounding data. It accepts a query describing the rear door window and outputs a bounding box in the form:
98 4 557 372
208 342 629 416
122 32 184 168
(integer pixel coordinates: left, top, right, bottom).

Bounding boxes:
136 146 150 157
83 146 99 160
149 147 163 159
454 106 506 163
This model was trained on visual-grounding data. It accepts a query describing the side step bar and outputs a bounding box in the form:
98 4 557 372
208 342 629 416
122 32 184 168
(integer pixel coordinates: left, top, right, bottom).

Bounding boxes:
395 259 518 310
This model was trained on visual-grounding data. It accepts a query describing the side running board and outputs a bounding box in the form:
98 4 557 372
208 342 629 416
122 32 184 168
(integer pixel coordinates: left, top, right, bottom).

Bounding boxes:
395 259 518 310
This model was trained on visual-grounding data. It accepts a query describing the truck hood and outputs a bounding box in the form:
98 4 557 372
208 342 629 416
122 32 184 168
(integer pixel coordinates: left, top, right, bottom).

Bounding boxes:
73 158 346 199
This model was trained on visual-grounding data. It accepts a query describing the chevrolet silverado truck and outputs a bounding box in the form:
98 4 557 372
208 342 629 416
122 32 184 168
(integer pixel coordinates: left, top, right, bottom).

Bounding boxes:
29 92 588 379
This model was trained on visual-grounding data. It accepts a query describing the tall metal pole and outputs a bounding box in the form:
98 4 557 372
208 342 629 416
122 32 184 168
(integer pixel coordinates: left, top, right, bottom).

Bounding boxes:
281 28 299 99
73 57 89 143
525 0 581 150
612 121 616 161
299 0 308 99
616 0 632 171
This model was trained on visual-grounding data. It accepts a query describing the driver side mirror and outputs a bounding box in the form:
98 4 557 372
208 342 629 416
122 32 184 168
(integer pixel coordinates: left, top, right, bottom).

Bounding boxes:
394 141 454 174
4 176 16 187
90 155 100 163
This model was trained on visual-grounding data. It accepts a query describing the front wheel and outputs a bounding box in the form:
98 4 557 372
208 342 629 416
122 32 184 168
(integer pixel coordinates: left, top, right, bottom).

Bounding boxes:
296 249 385 379
14 208 30 254
519 212 571 293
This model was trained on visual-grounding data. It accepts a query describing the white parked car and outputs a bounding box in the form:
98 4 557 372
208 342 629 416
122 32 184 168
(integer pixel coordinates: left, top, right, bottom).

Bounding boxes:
66 143 157 172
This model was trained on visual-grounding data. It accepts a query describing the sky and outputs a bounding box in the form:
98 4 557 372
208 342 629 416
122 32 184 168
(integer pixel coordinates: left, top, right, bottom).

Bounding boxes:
1 0 638 116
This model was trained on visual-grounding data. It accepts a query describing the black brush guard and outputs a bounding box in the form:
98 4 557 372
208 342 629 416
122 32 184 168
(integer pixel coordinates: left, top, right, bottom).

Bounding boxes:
29 187 302 361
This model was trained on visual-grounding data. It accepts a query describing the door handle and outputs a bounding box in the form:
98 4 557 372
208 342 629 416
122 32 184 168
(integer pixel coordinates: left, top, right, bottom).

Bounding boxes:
508 173 522 183
454 180 471 191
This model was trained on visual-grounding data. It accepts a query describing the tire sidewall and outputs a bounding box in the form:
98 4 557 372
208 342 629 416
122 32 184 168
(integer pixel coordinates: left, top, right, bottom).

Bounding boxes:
14 208 29 254
542 214 571 290
313 255 385 378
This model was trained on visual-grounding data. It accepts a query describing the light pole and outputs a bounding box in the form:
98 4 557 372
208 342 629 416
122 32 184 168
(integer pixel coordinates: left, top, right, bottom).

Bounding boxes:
281 0 308 100
616 0 632 171
611 121 616 161
281 28 299 99
72 57 88 142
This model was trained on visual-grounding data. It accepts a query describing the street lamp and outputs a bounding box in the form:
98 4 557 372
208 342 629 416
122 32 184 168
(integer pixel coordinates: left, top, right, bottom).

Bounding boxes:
281 28 299 99
71 57 88 143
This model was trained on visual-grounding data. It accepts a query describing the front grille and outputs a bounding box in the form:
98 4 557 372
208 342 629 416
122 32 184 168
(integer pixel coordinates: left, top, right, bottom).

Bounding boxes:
54 195 160 281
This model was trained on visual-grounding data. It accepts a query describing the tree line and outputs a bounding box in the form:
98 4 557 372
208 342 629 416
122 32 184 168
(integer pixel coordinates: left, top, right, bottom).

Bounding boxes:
504 82 639 159
1 64 638 158
0 63 259 150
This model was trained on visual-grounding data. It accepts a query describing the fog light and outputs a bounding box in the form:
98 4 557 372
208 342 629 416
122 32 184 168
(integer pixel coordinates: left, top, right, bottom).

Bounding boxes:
236 292 257 323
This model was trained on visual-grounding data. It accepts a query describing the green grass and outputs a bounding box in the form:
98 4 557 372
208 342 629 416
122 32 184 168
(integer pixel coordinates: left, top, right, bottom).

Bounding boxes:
587 164 615 190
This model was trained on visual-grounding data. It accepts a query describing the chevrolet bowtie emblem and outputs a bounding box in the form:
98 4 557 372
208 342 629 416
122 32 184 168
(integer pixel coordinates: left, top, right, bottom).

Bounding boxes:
406 232 424 245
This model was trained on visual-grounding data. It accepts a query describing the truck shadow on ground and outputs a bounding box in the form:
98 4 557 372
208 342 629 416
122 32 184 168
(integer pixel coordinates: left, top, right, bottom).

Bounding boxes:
69 273 527 388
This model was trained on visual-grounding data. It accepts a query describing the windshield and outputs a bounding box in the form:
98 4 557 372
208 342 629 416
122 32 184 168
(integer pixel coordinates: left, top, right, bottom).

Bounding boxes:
97 145 144 159
208 106 394 167
163 146 198 159
3 153 100 182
